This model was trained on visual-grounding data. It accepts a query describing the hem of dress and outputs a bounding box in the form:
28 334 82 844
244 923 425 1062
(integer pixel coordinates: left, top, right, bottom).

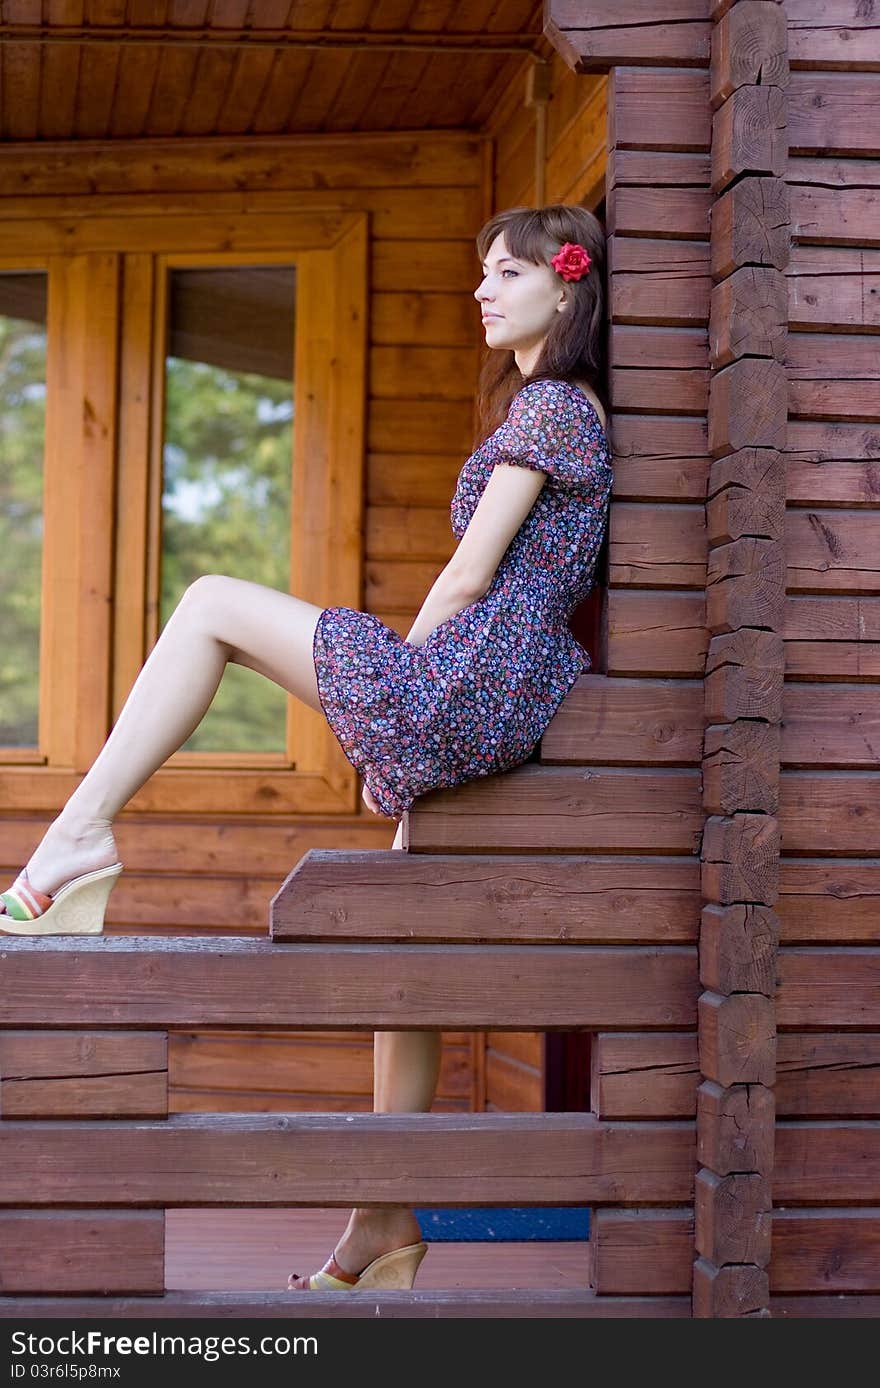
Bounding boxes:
311 607 408 822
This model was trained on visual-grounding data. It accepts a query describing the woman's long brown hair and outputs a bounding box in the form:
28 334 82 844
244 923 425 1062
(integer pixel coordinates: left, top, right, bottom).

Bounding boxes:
473 204 609 451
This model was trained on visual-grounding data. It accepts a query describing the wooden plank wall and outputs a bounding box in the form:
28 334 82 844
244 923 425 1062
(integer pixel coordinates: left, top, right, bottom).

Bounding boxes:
0 131 487 1116
546 0 880 1317
479 54 609 1114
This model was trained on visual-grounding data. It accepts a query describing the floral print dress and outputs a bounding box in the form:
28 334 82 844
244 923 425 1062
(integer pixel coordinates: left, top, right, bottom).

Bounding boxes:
311 376 613 821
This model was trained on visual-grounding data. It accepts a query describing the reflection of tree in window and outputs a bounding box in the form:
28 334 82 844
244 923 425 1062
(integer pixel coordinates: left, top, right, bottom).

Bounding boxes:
0 273 47 749
161 268 296 754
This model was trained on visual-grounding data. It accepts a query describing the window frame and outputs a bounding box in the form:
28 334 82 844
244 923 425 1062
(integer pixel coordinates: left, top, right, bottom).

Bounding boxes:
0 209 368 818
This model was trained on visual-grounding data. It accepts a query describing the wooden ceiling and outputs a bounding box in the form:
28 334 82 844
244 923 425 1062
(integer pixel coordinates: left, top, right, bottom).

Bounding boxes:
0 1 551 142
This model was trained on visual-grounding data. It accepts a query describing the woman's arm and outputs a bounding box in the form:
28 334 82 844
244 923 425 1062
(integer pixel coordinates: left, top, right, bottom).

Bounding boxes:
406 463 547 647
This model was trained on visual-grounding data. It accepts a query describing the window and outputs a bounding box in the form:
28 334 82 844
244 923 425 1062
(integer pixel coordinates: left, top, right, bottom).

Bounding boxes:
0 211 367 817
0 271 47 751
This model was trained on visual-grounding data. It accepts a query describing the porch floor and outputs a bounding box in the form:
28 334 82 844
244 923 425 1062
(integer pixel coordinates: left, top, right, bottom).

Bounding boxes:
167 1209 592 1291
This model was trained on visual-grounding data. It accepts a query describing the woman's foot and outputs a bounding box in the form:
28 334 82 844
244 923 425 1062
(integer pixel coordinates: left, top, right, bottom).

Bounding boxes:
0 812 120 918
287 1207 423 1290
332 1207 423 1277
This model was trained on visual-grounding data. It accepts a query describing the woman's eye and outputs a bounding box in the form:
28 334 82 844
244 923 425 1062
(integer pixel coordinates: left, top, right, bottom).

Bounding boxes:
502 269 518 277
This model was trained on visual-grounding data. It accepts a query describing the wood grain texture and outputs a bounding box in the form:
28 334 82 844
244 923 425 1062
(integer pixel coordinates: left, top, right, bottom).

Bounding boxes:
0 1113 697 1206
0 1031 167 1118
272 849 702 944
0 937 700 1030
0 1212 164 1294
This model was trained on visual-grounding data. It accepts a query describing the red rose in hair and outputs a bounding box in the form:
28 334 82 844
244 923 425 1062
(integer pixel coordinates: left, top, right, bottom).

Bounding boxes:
550 242 592 282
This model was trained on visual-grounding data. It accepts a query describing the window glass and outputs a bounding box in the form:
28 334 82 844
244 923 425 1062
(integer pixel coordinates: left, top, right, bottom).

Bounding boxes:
0 272 48 749
161 266 296 752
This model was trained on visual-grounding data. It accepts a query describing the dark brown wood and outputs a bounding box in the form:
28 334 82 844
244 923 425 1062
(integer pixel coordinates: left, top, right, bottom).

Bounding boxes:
0 1289 694 1318
0 1031 167 1117
609 234 711 325
608 183 711 240
0 937 699 1030
787 335 880 424
695 1170 772 1267
771 1210 880 1292
788 72 880 158
709 266 787 365
708 357 787 454
697 1081 775 1176
704 631 784 724
711 177 790 276
692 1258 770 1317
787 2 880 69
712 86 787 190
540 676 705 766
594 1030 880 1118
607 590 707 676
591 1032 700 1118
403 766 703 854
699 903 779 994
775 1124 880 1202
706 448 785 544
547 2 710 71
788 247 880 331
701 813 781 907
609 502 705 588
0 1212 163 1294
780 861 880 944
780 774 880 855
607 414 710 502
777 948 880 1028
786 506 880 591
706 537 786 635
702 720 780 816
783 685 880 767
592 1208 694 1295
609 68 711 152
698 992 776 1086
710 1 789 108
789 160 880 248
0 1113 697 1206
272 850 702 945
773 1296 880 1318
609 148 711 194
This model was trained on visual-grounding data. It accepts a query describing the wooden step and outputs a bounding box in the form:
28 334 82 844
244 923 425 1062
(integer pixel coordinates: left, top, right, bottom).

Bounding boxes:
0 1290 693 1317
402 765 702 853
270 849 701 943
0 1112 696 1206
0 936 698 1028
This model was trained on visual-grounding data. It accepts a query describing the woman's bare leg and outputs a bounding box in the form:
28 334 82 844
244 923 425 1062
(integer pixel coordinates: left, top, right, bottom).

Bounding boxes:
331 819 443 1274
7 575 326 903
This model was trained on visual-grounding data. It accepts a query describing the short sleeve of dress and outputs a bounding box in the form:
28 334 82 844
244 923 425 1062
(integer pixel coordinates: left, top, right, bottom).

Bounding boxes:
492 378 608 492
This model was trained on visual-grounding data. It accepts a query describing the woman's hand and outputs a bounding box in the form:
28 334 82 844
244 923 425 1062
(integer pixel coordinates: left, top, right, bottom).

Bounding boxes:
362 783 382 815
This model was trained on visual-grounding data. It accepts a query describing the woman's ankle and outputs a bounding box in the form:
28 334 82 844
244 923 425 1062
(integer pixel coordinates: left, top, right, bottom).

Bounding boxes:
335 1207 422 1269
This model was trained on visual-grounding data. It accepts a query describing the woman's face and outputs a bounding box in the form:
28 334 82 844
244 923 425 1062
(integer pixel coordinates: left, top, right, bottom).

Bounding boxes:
474 231 566 363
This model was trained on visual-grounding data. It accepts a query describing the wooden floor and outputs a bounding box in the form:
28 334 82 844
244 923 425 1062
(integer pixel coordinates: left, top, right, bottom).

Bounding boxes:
167 1209 592 1291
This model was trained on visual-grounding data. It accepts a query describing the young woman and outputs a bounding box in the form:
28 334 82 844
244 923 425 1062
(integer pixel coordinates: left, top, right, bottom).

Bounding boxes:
0 203 613 1294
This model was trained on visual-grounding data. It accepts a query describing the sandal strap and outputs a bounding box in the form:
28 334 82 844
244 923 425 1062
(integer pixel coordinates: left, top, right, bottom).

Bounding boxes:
0 872 53 922
317 1253 360 1286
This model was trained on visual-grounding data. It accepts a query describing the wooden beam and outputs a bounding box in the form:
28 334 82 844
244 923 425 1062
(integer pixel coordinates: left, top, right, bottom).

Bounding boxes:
0 937 699 1029
0 1113 696 1206
271 848 702 943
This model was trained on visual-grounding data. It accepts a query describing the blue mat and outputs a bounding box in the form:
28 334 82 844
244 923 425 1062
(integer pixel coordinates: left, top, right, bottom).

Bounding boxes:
415 1207 590 1241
